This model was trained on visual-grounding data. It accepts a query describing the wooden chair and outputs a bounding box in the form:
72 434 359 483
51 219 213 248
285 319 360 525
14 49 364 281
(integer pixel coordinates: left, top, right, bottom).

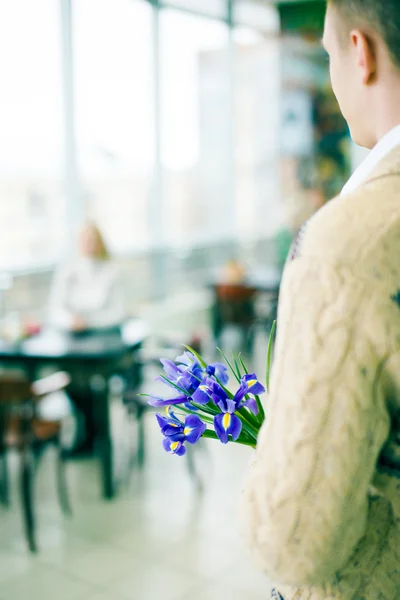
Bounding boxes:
0 371 72 552
211 284 259 354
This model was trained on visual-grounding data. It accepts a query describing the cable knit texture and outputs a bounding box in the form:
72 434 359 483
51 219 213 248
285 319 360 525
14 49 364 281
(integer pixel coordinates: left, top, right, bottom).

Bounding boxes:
240 147 400 599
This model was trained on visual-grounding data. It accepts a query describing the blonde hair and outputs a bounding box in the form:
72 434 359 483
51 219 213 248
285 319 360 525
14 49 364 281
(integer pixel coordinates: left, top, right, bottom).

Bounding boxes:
80 222 110 260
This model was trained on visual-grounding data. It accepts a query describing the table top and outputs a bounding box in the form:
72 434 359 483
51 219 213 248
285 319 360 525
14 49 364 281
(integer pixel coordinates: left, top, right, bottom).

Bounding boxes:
0 319 150 362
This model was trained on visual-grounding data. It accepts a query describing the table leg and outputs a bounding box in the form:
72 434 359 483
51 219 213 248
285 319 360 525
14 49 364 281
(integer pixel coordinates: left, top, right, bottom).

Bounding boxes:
90 374 114 500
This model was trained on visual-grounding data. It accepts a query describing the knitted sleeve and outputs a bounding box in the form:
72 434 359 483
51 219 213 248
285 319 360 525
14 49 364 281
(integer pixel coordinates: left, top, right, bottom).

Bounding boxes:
240 257 392 586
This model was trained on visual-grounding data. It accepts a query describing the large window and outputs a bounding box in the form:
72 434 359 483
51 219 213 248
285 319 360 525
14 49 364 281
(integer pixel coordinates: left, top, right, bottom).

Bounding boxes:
0 0 282 271
73 0 154 253
160 10 232 247
234 27 282 240
163 0 227 19
0 0 66 270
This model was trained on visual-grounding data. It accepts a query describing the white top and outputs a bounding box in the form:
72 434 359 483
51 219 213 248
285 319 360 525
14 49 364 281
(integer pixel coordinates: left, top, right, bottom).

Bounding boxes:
341 124 400 196
49 257 125 330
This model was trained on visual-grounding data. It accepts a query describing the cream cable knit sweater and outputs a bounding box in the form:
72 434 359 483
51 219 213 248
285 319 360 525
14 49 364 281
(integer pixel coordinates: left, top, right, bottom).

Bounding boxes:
241 147 400 599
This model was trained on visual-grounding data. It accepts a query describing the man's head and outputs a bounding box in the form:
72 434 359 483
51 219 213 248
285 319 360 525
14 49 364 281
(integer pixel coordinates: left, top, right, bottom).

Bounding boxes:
323 0 400 148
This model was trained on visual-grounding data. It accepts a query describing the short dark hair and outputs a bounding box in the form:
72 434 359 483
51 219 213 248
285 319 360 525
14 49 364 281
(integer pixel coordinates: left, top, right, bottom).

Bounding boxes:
329 0 400 69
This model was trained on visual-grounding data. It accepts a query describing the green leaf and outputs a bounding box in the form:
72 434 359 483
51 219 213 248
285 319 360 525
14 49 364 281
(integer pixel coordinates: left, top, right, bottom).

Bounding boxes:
238 353 249 375
201 429 256 449
266 320 276 393
233 354 242 379
183 345 207 369
217 348 241 384
236 406 260 435
201 429 219 440
202 428 256 448
254 394 265 425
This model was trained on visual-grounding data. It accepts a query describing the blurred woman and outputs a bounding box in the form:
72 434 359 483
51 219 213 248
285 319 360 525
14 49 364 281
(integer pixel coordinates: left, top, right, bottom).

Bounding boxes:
48 222 125 452
49 222 125 332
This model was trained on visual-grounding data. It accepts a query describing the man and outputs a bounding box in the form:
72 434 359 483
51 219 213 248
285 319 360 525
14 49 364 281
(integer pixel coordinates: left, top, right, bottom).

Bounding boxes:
241 1 400 599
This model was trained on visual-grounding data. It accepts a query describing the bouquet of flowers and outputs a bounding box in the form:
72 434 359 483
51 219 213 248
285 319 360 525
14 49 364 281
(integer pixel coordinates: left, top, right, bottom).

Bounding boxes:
145 322 276 456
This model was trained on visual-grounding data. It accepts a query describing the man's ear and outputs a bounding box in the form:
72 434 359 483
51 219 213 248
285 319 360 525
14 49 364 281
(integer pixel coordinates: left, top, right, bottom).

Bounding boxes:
351 29 376 84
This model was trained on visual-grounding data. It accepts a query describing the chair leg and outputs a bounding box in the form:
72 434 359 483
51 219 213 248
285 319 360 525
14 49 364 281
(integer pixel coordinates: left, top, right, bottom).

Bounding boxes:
56 441 72 516
0 450 9 507
19 446 37 553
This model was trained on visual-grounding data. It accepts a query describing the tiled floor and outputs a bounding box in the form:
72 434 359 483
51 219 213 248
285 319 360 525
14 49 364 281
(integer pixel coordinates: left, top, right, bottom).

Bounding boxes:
0 337 273 600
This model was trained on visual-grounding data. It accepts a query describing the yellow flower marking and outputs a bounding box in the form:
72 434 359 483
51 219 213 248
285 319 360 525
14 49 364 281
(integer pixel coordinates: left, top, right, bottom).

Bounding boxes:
171 442 179 452
184 427 192 436
223 413 231 430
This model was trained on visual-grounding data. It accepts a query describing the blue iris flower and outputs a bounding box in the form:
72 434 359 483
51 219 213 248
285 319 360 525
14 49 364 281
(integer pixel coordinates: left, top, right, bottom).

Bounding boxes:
156 409 206 456
149 352 229 409
191 377 226 405
193 373 265 444
174 352 229 386
159 357 203 395
205 362 229 385
232 373 266 416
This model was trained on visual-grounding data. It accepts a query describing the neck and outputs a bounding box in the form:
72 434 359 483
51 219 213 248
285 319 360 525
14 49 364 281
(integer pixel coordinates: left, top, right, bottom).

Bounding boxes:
373 82 400 144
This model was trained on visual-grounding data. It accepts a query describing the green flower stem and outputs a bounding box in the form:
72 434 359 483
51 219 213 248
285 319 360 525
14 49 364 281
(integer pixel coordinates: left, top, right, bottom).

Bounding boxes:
202 429 256 449
254 394 265 424
217 348 241 384
236 413 259 441
266 320 276 393
184 345 207 368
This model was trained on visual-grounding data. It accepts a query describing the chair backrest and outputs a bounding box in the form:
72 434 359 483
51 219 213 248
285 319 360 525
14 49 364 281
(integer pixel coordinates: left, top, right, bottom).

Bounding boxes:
214 284 258 302
0 373 31 405
214 284 258 326
0 373 33 445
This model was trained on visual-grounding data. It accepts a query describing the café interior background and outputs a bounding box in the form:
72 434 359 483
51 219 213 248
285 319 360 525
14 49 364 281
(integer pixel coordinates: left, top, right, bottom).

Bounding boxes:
0 2 369 600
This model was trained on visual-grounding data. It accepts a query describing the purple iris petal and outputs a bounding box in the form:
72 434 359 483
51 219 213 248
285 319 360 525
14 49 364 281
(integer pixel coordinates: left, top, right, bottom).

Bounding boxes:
192 382 212 405
175 351 195 366
207 362 229 385
184 414 206 444
160 358 184 380
202 378 228 407
242 374 265 395
214 412 242 444
228 413 242 441
168 432 187 443
156 412 185 439
216 397 236 414
187 363 204 384
163 427 185 440
214 413 229 444
156 413 173 430
159 356 203 395
163 437 186 456
243 397 259 416
232 383 247 406
148 394 188 407
156 409 181 427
